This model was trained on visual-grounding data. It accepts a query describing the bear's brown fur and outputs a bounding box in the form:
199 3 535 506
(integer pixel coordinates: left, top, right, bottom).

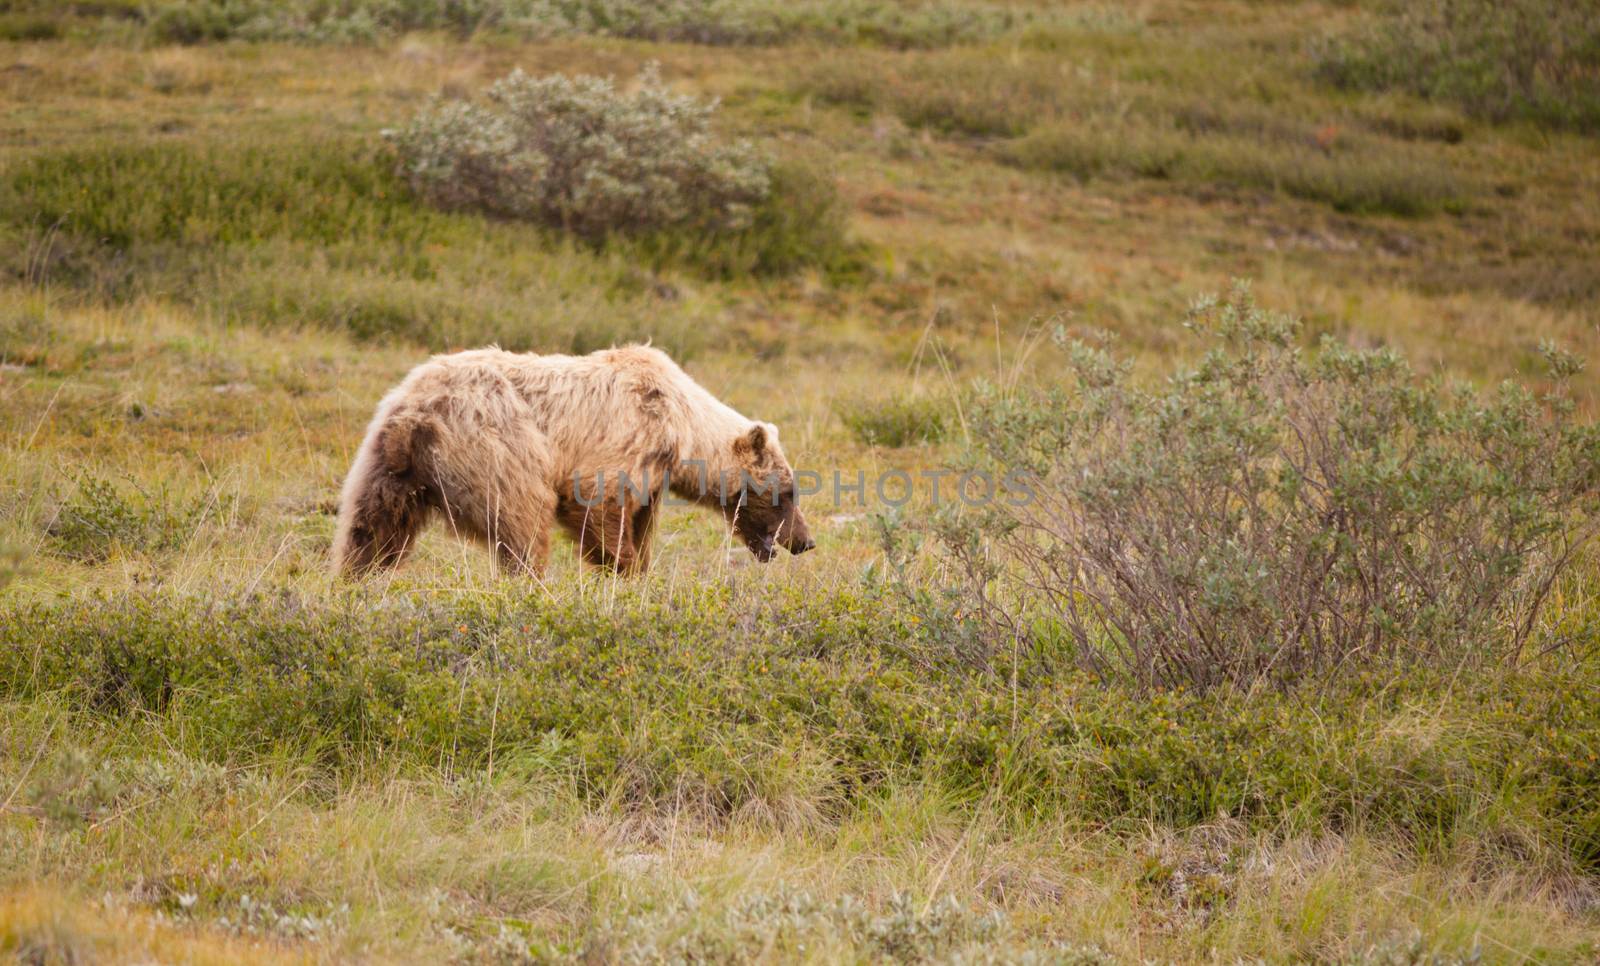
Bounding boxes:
331 345 813 577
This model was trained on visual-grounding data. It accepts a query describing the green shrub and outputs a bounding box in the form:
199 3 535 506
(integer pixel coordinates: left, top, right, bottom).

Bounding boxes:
921 285 1600 690
389 66 854 274
1315 0 1600 134
836 395 949 447
389 65 769 241
45 475 210 563
628 156 858 279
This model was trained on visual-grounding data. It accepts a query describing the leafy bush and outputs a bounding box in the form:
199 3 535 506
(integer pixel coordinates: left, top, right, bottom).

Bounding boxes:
923 285 1600 690
389 66 854 274
46 475 210 563
1315 0 1600 134
837 395 949 447
389 65 768 240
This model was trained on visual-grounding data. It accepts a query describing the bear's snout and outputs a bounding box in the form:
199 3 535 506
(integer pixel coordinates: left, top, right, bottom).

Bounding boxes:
780 510 814 556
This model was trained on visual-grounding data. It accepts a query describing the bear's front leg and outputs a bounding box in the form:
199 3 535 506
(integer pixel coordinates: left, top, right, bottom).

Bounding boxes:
484 483 556 578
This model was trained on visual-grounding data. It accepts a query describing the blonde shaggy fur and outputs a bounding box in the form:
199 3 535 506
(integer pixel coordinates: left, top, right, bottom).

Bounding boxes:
331 345 812 577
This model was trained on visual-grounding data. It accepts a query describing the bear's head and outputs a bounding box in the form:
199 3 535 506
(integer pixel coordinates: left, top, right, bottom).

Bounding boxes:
726 423 813 562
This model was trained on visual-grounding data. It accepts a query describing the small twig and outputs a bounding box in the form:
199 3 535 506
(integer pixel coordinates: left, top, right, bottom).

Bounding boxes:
1 719 57 816
237 778 309 842
88 791 163 833
21 380 66 452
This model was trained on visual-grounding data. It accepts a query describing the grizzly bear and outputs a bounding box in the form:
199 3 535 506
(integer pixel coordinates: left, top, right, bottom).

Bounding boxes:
331 345 814 577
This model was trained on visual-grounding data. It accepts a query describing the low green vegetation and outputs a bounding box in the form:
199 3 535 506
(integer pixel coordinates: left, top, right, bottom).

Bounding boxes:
835 394 948 447
1317 0 1600 135
800 47 1480 217
4 587 1599 869
0 0 1113 48
45 475 216 564
1002 122 1473 216
5 138 424 253
0 138 719 352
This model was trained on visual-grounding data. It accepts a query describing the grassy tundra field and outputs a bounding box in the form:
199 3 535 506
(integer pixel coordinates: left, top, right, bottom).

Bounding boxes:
3 0 1600 961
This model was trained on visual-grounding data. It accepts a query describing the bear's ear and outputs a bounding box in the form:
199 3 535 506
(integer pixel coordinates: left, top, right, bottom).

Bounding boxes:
737 423 767 458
